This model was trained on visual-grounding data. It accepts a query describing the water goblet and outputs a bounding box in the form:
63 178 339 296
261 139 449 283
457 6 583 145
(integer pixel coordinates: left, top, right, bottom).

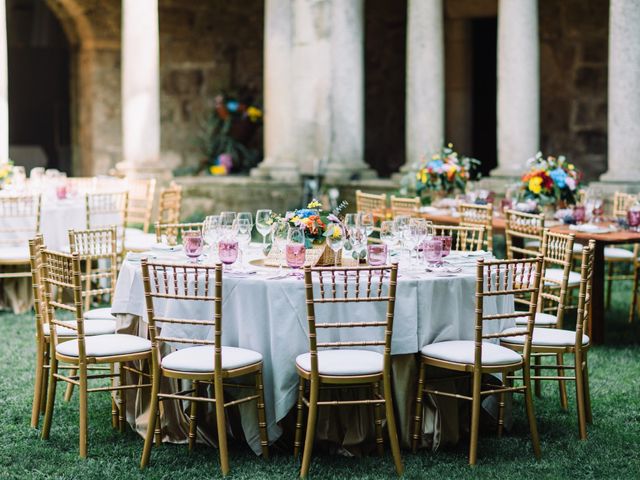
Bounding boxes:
218 236 239 271
286 226 306 277
183 231 204 263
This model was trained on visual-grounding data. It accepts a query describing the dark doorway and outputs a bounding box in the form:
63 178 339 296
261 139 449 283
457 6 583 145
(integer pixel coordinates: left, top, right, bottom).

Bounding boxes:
364 0 407 177
470 17 497 176
7 0 71 173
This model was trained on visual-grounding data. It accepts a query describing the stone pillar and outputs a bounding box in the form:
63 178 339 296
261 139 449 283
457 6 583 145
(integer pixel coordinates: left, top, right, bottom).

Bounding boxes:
600 0 640 183
404 0 444 170
118 0 165 180
250 0 299 182
0 0 8 163
493 0 539 177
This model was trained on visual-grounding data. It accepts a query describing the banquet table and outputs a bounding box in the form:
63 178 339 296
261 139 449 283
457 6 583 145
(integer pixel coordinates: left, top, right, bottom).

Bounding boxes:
111 245 515 454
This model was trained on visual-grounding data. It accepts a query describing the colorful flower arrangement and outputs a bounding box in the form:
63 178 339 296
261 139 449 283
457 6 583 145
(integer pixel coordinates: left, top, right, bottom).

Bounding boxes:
401 144 479 200
519 152 582 206
283 199 348 248
0 160 13 189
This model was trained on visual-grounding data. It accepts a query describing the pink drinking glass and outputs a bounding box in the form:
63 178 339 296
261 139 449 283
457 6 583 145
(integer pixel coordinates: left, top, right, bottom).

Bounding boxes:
367 244 388 266
423 238 443 266
218 239 239 270
56 184 68 200
628 209 640 232
433 235 452 257
286 243 306 276
573 205 586 224
183 231 204 263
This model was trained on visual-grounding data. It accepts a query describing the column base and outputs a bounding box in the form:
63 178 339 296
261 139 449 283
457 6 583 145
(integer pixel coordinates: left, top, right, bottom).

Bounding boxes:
589 179 640 195
250 160 301 183
116 154 179 182
323 164 378 184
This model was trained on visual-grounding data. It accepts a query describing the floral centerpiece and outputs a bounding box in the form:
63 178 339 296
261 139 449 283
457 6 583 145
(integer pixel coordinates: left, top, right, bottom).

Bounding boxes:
284 199 347 249
518 152 582 207
400 144 479 203
0 160 13 189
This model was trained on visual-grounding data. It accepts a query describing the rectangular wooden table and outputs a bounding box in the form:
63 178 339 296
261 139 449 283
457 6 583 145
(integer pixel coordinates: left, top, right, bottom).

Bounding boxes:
421 212 640 344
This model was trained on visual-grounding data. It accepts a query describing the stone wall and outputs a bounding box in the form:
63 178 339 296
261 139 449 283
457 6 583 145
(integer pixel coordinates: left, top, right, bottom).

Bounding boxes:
539 0 609 181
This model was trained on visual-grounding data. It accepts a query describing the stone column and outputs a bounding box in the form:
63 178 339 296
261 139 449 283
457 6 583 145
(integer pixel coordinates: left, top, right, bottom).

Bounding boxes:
493 0 539 177
250 0 299 182
404 0 444 170
118 0 165 180
0 0 8 163
600 0 640 183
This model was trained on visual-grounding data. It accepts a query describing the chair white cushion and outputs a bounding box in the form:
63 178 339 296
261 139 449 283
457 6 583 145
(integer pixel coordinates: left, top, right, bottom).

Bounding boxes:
572 243 584 253
56 334 151 357
125 232 157 252
125 227 146 237
545 268 581 287
0 246 30 262
501 327 589 347
296 349 383 376
83 307 116 321
420 340 522 366
161 346 262 373
604 247 634 260
43 319 116 337
515 312 558 326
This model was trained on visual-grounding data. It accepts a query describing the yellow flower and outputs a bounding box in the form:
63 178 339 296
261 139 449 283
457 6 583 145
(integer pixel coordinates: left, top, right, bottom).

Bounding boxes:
247 106 262 122
331 226 342 239
447 143 453 148
0 169 7 179
431 154 440 160
209 165 227 175
291 215 300 223
307 199 322 209
528 177 543 194
568 164 575 170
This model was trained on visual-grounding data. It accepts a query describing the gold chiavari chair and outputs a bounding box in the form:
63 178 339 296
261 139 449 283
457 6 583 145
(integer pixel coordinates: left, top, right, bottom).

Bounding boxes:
294 264 403 478
139 260 269 475
458 202 494 252
158 183 183 225
40 249 152 457
356 190 387 243
29 237 117 428
390 195 420 218
85 191 129 255
0 194 42 281
412 257 543 465
154 221 203 246
504 209 545 260
501 241 595 439
124 179 158 252
431 224 486 252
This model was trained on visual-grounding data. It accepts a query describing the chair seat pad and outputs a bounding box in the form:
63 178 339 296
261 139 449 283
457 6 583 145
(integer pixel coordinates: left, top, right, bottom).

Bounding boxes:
604 247 634 260
545 268 581 287
83 307 116 321
420 340 522 366
161 345 262 373
501 327 589 347
56 334 151 357
125 227 147 237
43 319 116 337
572 243 584 253
0 246 30 262
296 349 383 376
515 312 558 326
125 232 156 252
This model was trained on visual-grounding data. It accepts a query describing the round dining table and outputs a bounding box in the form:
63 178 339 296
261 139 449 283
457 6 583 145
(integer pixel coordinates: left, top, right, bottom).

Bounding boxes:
111 245 515 455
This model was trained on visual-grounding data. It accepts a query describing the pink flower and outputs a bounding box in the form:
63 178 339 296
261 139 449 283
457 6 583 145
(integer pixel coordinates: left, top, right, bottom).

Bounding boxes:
565 176 576 191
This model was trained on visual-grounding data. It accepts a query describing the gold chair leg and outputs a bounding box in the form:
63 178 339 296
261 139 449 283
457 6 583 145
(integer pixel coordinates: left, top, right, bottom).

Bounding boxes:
119 366 127 433
140 365 160 469
187 380 198 452
574 353 588 440
154 406 162 446
79 364 89 458
293 377 305 458
556 353 569 411
469 371 482 466
583 353 593 424
383 372 403 476
372 382 384 456
300 379 319 479
411 361 426 453
41 356 58 440
629 267 639 323
533 355 542 397
606 262 613 309
522 365 542 459
213 377 230 476
111 364 118 429
64 369 76 402
40 346 50 415
255 369 270 459
31 339 45 428
497 370 510 438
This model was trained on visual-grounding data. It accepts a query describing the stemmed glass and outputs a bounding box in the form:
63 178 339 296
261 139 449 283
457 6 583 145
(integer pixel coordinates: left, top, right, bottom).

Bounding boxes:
218 231 239 272
344 213 360 233
235 218 252 271
220 211 237 236
393 215 410 259
256 209 273 249
202 215 221 260
360 212 374 238
325 223 345 268
286 226 306 277
407 219 428 265
271 219 290 274
380 220 396 264
183 231 204 263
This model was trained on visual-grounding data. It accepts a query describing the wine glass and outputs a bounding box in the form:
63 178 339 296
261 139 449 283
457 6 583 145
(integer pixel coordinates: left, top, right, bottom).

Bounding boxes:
325 223 345 268
407 219 428 264
220 211 237 235
218 234 239 271
202 215 221 260
393 215 410 260
235 218 252 271
183 231 204 263
286 226 306 277
271 219 290 274
360 212 374 238
256 209 273 248
380 220 396 263
237 212 253 231
344 213 360 234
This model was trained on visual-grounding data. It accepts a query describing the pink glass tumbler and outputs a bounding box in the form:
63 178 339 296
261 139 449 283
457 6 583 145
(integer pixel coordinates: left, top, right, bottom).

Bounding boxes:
367 244 388 266
183 231 204 262
433 235 452 257
423 238 443 266
286 243 306 273
218 239 239 269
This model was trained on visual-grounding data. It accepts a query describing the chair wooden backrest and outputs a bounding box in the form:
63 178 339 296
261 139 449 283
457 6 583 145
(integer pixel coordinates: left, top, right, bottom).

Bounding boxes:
575 241 595 349
537 230 576 327
155 222 203 246
612 192 637 220
158 183 182 225
302 264 398 378
431 224 486 252
390 195 420 218
40 249 86 357
355 190 387 220
504 209 545 260
126 178 156 233
0 194 42 248
140 261 223 374
29 235 46 341
69 226 118 312
458 202 493 252
85 191 128 256
475 257 542 367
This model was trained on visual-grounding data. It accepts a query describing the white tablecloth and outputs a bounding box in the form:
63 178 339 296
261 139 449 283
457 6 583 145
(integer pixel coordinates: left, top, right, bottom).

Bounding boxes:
112 246 514 454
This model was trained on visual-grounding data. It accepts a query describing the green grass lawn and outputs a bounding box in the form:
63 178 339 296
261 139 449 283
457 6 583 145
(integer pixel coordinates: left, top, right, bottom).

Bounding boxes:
1 284 639 479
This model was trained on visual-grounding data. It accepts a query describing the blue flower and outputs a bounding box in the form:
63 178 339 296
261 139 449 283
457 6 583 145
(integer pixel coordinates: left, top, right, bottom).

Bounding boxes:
226 100 239 112
549 168 567 189
427 159 444 170
296 208 316 218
